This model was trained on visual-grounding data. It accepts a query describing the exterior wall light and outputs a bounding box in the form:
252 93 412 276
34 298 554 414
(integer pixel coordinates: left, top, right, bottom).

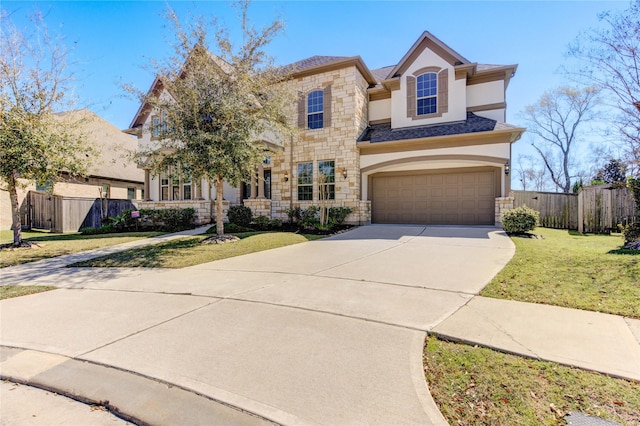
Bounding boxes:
504 161 511 175
284 171 289 182
342 167 348 179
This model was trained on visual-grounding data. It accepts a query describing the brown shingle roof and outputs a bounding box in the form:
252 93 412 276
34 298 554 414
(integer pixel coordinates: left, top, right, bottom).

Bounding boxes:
287 55 352 73
357 112 498 143
371 66 395 83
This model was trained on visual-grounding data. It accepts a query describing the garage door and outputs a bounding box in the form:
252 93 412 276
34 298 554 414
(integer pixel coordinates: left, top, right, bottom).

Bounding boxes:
371 169 496 225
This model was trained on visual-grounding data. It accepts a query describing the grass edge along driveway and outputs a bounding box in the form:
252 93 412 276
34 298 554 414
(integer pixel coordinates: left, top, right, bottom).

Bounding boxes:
480 227 639 318
0 230 164 268
69 232 322 269
423 337 640 426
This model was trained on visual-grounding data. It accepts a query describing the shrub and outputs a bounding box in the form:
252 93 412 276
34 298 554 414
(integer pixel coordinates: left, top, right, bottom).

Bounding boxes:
300 206 320 230
328 207 353 227
227 205 253 227
218 223 254 234
628 177 640 210
138 208 195 232
285 207 301 224
253 215 270 230
269 218 283 229
161 208 195 232
623 222 640 243
80 224 114 235
502 206 539 234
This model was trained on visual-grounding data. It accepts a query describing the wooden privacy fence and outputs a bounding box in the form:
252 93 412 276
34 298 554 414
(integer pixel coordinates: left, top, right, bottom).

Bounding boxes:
27 191 136 232
27 191 63 232
513 191 577 229
513 186 637 233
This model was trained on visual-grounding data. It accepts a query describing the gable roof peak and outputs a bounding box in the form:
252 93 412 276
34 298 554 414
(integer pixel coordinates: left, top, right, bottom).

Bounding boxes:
388 31 471 78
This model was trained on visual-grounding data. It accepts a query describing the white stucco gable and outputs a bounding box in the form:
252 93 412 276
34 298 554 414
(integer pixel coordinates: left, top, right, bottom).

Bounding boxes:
369 32 517 130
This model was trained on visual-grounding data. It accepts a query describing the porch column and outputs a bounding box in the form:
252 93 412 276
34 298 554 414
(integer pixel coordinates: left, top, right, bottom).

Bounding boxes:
195 180 203 200
257 163 265 199
144 169 151 201
250 169 258 199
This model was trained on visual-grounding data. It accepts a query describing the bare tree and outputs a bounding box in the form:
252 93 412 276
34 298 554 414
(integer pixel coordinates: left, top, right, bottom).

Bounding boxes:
0 9 96 246
515 155 550 191
568 1 640 173
521 86 600 193
129 1 294 236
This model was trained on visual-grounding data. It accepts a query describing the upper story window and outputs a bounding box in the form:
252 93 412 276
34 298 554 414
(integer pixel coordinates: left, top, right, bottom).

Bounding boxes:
416 73 437 115
151 111 168 139
298 86 332 130
407 67 448 120
307 90 324 129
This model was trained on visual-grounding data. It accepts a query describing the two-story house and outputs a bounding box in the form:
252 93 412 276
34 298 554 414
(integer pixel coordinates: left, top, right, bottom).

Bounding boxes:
127 31 524 226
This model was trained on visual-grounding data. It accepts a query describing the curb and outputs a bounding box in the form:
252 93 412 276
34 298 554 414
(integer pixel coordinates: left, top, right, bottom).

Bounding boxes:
1 346 278 426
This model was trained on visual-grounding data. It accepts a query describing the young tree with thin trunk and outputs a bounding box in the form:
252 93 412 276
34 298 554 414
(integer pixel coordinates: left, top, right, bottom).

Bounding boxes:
568 1 640 173
131 1 294 236
521 86 600 193
0 10 96 246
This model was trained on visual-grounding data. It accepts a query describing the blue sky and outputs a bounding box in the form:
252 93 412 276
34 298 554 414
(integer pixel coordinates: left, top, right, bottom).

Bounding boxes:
3 0 631 184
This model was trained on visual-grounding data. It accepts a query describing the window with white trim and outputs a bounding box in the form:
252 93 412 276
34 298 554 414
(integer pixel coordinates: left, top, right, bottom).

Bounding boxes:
307 90 324 129
297 162 313 201
318 160 335 201
416 72 437 115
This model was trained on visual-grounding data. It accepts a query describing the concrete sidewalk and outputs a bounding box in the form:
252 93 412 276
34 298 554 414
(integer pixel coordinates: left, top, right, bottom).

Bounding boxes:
432 296 640 382
0 225 211 284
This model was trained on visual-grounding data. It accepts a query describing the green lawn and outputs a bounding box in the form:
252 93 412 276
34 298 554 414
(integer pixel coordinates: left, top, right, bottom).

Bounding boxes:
481 228 639 318
424 337 640 426
0 285 56 300
70 232 321 268
0 230 164 268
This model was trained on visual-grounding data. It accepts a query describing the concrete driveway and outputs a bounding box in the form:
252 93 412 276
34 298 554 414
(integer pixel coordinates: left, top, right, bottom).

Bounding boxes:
0 225 514 425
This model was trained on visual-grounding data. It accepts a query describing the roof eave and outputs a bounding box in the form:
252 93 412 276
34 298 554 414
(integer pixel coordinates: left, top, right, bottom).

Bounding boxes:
357 126 526 153
291 56 377 85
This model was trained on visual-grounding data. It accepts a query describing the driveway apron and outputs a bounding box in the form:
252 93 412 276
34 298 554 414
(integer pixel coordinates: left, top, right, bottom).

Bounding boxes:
0 225 514 425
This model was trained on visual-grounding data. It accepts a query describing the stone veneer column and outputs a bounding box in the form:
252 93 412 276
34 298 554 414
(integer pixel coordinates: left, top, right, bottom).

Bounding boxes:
144 169 151 201
257 163 265 199
250 169 258 199
194 181 203 200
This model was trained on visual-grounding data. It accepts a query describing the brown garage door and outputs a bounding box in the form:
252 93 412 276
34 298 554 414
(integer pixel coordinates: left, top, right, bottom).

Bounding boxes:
371 169 497 225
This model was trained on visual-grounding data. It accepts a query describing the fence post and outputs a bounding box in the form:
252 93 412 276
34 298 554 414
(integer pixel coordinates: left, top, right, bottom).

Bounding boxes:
577 189 584 234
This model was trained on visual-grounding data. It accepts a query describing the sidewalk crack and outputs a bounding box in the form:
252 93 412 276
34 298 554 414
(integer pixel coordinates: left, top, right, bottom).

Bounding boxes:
76 298 222 358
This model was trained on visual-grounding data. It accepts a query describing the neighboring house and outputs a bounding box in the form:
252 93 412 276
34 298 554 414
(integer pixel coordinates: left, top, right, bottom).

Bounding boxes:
0 109 144 229
126 31 524 226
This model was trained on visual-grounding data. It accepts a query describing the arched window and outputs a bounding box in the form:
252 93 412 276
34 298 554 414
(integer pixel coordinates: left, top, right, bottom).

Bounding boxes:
307 90 324 129
416 72 437 115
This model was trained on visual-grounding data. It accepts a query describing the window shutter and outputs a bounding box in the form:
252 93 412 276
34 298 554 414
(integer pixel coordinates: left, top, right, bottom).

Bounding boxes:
297 92 306 129
406 76 416 118
323 85 332 128
438 70 448 114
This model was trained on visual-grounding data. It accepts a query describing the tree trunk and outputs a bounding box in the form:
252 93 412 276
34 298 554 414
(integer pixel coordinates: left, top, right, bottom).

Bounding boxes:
215 175 224 236
8 172 23 246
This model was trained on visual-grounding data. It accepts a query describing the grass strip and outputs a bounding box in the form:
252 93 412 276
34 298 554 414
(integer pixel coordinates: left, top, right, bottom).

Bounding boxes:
481 228 639 318
70 232 320 268
0 231 165 268
0 285 56 300
423 337 640 425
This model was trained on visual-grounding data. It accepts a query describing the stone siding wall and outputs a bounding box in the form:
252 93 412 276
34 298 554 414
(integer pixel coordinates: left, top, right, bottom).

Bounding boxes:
265 65 371 223
495 195 515 227
134 200 229 226
243 199 272 218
